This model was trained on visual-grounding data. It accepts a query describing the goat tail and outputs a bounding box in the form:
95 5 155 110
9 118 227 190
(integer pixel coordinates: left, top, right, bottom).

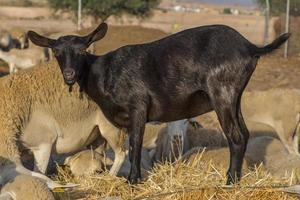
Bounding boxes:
253 33 291 57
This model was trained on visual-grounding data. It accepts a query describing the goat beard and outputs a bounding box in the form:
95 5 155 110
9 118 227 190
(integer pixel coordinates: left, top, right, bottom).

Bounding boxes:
69 85 73 92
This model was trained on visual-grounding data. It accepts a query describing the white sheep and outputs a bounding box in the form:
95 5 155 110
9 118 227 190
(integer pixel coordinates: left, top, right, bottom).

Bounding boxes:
8 28 29 50
105 145 153 178
155 119 191 162
0 175 55 200
142 119 191 162
186 125 227 149
242 89 300 155
245 136 300 176
151 119 280 163
0 48 47 73
180 125 280 170
146 119 225 162
0 29 28 51
0 61 125 189
0 30 13 51
63 142 152 178
181 146 248 169
0 28 48 73
64 149 113 176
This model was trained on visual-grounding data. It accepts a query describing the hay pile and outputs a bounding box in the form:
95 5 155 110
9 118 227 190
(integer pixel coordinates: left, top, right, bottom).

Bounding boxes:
53 152 299 200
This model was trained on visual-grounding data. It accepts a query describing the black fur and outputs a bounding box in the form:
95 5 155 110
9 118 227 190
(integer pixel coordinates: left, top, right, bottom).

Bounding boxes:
28 23 290 184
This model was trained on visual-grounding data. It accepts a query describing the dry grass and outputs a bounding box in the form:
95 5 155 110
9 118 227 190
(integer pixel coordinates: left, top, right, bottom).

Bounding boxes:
52 152 299 200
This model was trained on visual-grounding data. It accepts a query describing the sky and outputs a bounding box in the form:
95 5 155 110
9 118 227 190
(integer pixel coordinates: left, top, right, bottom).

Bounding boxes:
182 0 256 7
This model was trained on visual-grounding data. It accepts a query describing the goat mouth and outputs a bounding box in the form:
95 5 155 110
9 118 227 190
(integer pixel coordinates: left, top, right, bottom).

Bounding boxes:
64 78 76 86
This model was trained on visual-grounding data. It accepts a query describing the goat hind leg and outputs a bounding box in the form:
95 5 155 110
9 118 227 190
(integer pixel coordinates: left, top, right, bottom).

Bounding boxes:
209 89 249 185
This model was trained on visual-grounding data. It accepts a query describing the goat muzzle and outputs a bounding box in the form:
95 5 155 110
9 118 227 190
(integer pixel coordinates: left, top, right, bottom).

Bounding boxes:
63 68 76 86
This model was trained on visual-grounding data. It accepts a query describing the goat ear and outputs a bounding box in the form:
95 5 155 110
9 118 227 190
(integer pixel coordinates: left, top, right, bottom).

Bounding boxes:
84 23 108 47
27 31 56 48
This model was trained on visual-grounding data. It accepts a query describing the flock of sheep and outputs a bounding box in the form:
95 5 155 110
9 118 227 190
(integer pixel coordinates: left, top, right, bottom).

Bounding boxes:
0 26 298 200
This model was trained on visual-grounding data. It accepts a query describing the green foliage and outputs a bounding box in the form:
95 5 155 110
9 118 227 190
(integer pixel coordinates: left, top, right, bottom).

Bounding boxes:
223 8 232 14
47 0 161 21
255 0 300 16
123 0 161 18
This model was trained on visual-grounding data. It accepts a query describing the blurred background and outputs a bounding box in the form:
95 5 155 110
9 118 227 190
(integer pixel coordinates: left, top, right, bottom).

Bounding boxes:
0 0 299 79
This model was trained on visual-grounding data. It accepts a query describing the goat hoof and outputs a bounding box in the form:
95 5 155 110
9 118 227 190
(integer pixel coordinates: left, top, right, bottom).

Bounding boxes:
226 172 240 185
127 176 141 185
226 178 235 185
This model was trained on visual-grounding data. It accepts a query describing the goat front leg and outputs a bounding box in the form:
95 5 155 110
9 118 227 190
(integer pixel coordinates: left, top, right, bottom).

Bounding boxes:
127 109 147 184
217 102 248 184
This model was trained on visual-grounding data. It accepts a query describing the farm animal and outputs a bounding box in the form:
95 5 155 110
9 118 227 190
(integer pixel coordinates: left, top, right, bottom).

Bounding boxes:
245 136 300 176
105 146 153 178
178 122 276 167
28 22 290 184
64 138 153 178
46 31 95 60
142 122 166 150
186 120 278 151
199 89 300 154
64 149 113 176
8 28 29 49
153 119 190 162
145 119 275 162
0 29 28 52
186 125 227 149
0 31 48 73
142 119 208 162
242 89 300 155
181 147 248 170
0 48 47 73
0 175 55 200
0 30 13 51
0 61 126 189
245 120 278 138
184 123 281 170
0 31 19 52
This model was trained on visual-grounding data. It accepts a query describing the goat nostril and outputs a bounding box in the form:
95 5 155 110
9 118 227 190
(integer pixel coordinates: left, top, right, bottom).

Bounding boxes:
64 69 75 78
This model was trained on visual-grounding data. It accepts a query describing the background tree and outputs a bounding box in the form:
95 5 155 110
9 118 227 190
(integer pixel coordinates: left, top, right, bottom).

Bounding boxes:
47 0 161 22
255 0 300 16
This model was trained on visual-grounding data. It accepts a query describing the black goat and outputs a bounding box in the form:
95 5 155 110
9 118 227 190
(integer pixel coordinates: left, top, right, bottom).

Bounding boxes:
28 23 290 184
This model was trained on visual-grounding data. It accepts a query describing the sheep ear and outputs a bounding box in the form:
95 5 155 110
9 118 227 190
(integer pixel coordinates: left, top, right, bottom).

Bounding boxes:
90 148 95 160
83 23 108 47
64 157 71 165
0 192 13 200
27 31 56 48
